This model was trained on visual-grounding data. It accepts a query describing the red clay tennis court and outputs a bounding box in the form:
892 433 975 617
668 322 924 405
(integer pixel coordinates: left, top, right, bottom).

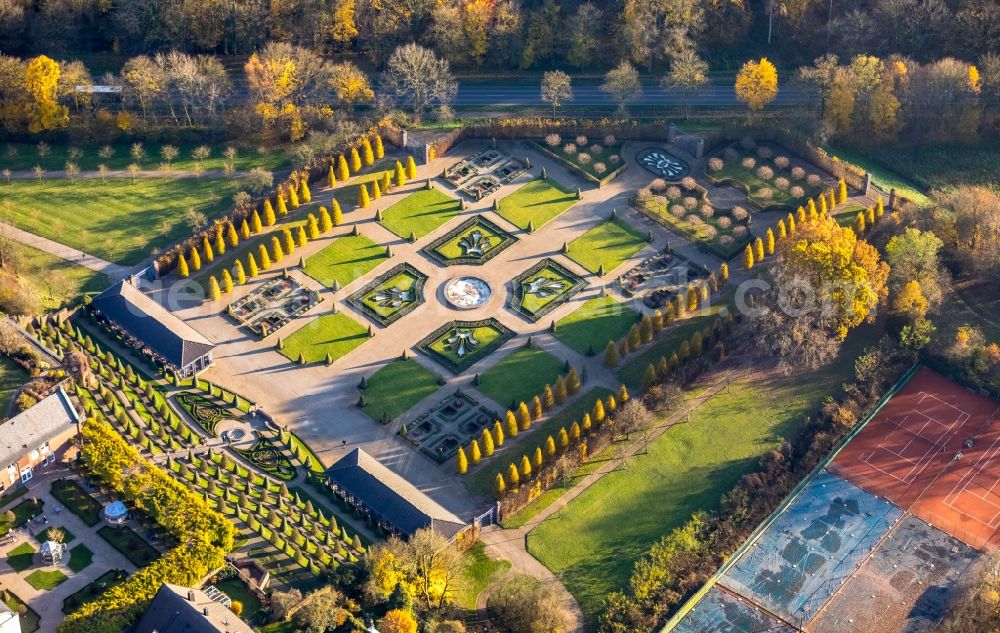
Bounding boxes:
831 367 1000 549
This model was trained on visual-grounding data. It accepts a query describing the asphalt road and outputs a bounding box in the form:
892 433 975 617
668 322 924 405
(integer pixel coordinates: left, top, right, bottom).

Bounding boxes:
451 77 814 107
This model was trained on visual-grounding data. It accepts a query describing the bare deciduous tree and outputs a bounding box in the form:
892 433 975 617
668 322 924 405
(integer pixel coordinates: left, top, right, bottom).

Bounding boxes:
381 43 457 120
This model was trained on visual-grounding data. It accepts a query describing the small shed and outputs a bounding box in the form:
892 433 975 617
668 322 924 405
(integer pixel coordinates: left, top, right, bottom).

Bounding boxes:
103 501 128 525
40 540 64 564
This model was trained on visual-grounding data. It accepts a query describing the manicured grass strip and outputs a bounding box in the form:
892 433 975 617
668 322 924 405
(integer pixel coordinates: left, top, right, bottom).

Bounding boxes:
303 233 388 289
62 569 129 615
0 141 290 172
25 569 69 591
497 179 576 230
34 526 76 544
0 485 29 509
7 241 109 309
0 498 44 533
555 296 638 356
454 541 512 610
215 577 263 616
360 359 440 423
477 347 565 408
0 178 243 265
280 313 369 364
566 218 648 274
465 387 614 498
97 525 160 567
7 542 36 572
50 479 103 527
0 356 28 422
67 544 94 573
617 299 730 386
526 335 866 625
4 590 39 633
379 188 462 238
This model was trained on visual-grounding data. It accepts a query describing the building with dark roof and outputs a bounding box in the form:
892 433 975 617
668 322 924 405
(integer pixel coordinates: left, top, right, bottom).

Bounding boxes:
91 280 214 378
129 583 250 633
326 448 467 541
0 387 80 496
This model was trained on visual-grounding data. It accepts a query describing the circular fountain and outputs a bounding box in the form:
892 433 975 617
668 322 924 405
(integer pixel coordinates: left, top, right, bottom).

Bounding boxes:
443 277 492 310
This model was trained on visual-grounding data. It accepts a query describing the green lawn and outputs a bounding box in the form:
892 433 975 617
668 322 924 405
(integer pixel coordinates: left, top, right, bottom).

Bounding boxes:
710 148 824 210
331 167 393 212
454 541 512 610
97 525 160 567
566 219 648 274
25 569 68 591
0 498 44 533
0 177 243 265
497 179 577 230
67 544 94 573
5 241 108 310
555 296 639 356
280 313 369 364
379 188 462 238
432 220 509 260
361 359 440 423
0 141 291 172
465 387 614 498
513 262 585 319
303 234 388 288
833 204 868 228
7 542 35 572
50 479 103 527
4 591 39 633
34 526 76 544
422 322 511 374
356 269 423 320
527 334 866 625
477 347 565 408
617 299 731 386
215 577 263 617
0 356 28 419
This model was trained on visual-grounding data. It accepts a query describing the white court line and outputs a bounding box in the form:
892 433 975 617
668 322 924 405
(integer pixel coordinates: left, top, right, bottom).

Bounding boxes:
944 433 1000 528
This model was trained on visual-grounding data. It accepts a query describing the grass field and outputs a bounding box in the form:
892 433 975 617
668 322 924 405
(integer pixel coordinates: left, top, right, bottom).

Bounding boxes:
7 542 35 571
361 359 440 422
280 313 369 364
827 141 1000 198
465 387 614 498
566 219 648 274
0 356 28 418
5 590 39 632
0 498 43 533
824 144 930 205
25 569 68 591
0 177 243 265
67 544 94 573
98 525 160 567
454 541 512 610
215 577 263 617
0 141 291 172
303 234 388 289
527 332 867 625
50 479 103 527
34 526 76 544
555 296 639 356
379 188 462 238
498 179 577 230
476 347 566 408
7 241 108 309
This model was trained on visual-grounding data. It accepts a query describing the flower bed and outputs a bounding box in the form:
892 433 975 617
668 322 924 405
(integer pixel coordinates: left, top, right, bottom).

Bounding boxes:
175 392 237 436
704 141 827 212
509 258 588 322
416 318 515 374
233 433 297 481
633 177 751 260
346 262 427 327
531 134 627 187
422 216 518 266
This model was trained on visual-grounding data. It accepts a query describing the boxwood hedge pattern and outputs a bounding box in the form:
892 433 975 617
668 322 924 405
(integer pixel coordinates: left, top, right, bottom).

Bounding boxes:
346 262 428 327
415 318 516 374
421 215 518 266
509 257 587 322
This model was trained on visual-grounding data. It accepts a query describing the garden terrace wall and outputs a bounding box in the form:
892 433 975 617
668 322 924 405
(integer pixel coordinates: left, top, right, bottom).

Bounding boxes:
527 141 628 187
155 117 397 275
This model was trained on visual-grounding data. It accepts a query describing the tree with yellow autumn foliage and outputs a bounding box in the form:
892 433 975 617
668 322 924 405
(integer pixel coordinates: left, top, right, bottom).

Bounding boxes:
735 58 778 113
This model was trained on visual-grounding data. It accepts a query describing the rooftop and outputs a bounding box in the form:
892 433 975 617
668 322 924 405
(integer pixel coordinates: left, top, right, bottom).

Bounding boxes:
327 448 466 540
0 387 79 467
128 583 250 633
91 280 214 369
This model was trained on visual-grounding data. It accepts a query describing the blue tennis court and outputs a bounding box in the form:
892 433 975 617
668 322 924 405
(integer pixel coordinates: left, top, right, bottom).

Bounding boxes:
673 586 795 633
719 470 903 624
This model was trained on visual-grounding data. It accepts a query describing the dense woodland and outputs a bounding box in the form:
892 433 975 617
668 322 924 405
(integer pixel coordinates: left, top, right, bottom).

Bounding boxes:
1 0 999 70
